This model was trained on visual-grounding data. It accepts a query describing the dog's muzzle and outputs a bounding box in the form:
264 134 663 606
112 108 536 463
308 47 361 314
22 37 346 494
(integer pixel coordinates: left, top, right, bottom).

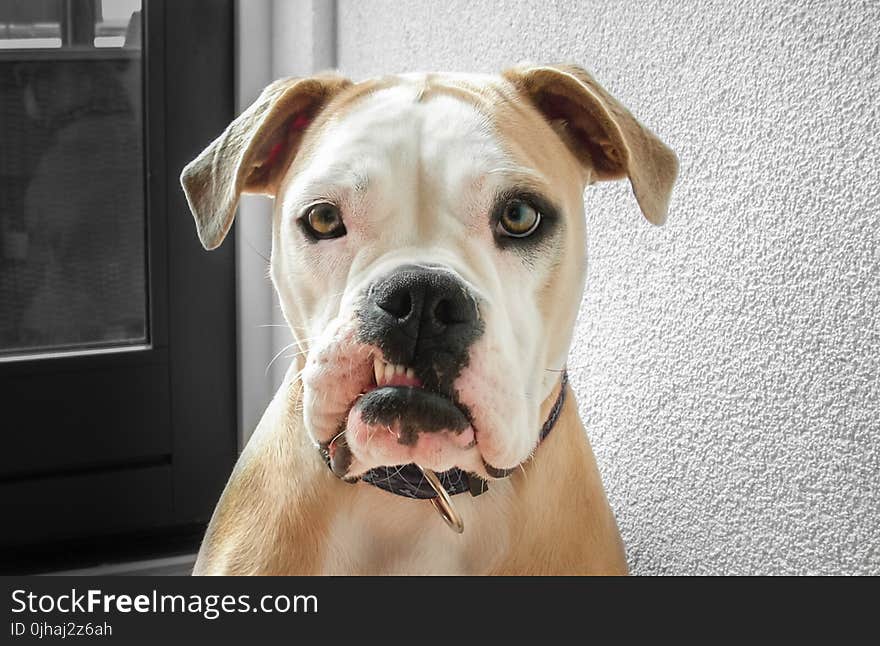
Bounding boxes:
320 264 567 534
357 264 483 393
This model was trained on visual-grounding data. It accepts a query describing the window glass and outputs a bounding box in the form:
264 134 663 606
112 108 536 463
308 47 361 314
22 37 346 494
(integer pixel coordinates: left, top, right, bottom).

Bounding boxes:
0 0 146 355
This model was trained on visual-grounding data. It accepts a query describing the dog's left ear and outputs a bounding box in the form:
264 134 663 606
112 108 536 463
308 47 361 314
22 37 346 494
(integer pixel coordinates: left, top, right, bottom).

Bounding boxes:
503 64 678 225
181 74 352 250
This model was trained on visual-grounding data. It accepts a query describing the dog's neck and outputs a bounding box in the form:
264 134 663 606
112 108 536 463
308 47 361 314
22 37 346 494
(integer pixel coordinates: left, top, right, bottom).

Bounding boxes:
196 367 627 575
284 375 624 574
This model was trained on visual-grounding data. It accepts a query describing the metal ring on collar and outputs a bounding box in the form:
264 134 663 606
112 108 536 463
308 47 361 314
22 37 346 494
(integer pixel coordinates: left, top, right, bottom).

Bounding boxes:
417 465 465 534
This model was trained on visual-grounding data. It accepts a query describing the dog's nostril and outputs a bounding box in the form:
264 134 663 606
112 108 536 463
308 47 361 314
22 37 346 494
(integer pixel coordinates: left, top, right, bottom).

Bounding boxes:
432 298 455 326
378 290 413 320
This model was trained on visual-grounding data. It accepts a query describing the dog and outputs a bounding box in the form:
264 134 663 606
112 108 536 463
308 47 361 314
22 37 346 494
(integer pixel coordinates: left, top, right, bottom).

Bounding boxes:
181 64 677 575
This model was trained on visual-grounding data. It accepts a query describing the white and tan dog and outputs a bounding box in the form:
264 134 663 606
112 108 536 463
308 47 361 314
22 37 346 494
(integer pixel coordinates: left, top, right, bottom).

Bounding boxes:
181 64 677 575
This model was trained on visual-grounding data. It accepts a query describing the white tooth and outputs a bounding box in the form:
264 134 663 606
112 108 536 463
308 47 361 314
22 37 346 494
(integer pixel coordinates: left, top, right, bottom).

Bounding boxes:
395 364 405 375
373 358 383 385
384 362 395 384
406 368 415 380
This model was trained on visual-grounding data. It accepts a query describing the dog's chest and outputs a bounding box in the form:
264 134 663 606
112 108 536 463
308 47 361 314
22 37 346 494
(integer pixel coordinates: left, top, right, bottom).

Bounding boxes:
319 485 509 575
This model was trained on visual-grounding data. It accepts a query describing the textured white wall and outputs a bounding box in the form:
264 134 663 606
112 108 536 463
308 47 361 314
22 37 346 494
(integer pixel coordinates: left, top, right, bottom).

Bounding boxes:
336 0 880 574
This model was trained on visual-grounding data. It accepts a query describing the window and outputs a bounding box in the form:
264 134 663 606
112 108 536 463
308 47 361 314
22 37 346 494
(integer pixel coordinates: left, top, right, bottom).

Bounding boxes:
0 0 142 50
1 0 146 356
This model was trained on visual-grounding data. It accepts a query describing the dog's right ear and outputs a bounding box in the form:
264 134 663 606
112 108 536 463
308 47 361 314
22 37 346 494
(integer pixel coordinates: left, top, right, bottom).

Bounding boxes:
180 74 352 250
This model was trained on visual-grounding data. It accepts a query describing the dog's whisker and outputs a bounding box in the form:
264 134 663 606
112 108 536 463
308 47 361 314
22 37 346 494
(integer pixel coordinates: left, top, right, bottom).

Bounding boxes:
276 322 314 332
265 342 298 375
281 348 312 361
330 427 347 445
285 334 325 344
242 235 270 264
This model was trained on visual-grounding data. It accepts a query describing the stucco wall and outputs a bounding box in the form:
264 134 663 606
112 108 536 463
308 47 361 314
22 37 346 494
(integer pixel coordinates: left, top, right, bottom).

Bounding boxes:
336 0 880 574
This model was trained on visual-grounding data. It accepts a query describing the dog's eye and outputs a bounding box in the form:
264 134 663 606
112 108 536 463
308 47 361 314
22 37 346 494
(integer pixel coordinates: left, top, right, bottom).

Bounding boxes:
497 199 542 238
300 203 346 240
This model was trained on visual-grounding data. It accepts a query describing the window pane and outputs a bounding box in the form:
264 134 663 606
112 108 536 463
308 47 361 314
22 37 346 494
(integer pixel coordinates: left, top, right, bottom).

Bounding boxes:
0 0 62 50
0 0 146 355
0 0 142 51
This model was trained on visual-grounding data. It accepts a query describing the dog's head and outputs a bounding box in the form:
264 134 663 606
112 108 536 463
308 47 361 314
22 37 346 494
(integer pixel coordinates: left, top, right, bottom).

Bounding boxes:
181 65 677 481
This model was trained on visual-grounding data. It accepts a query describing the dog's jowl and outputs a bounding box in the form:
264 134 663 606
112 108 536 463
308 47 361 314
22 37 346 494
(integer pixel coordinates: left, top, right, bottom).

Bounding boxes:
181 64 678 575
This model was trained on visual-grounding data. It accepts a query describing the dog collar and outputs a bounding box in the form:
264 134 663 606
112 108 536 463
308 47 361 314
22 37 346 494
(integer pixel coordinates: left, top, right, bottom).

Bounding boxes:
360 370 568 501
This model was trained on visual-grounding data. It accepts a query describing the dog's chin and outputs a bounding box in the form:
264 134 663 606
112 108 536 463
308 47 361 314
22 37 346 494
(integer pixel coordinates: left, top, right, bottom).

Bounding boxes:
337 386 482 478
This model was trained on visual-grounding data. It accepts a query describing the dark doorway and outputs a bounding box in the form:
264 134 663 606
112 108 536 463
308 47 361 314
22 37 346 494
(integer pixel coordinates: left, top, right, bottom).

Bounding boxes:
0 0 236 573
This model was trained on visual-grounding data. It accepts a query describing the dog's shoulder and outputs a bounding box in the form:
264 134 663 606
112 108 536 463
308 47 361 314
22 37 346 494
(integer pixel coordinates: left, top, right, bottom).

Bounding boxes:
193 379 336 575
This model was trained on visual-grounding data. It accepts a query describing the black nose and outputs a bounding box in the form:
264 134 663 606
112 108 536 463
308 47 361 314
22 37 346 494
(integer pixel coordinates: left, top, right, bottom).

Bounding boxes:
360 265 482 380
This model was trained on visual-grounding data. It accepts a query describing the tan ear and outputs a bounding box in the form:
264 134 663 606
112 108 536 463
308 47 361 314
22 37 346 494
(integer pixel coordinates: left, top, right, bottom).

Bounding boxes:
180 74 352 250
503 64 678 225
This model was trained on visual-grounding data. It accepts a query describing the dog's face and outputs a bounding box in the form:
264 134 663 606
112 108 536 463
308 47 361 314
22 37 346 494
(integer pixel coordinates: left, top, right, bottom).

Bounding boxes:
274 76 590 479
182 65 677 481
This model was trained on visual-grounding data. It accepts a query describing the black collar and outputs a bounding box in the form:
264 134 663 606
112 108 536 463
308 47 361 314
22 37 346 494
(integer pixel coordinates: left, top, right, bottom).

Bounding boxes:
360 370 568 500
